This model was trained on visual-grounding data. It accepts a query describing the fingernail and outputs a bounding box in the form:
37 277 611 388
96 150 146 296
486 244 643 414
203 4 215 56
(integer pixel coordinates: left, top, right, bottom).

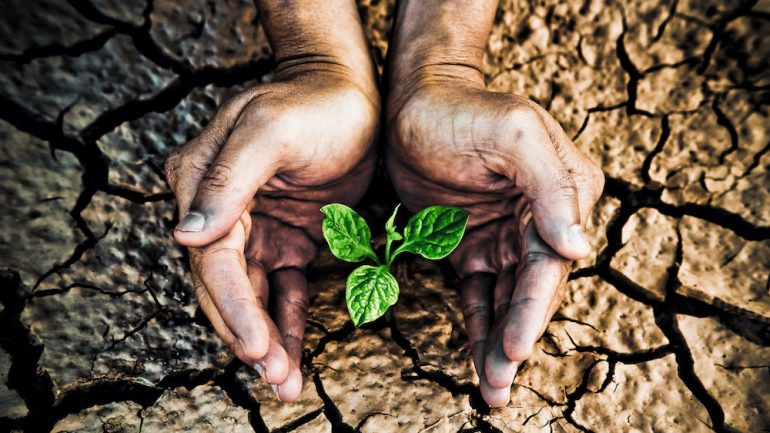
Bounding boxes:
271 384 282 401
176 211 205 232
567 225 590 254
253 363 265 378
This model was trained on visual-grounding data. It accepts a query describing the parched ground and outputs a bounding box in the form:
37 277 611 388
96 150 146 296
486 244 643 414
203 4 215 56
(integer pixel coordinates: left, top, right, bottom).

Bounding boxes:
0 0 769 432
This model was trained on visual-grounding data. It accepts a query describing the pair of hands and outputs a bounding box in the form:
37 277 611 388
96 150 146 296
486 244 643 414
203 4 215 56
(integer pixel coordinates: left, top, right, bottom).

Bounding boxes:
164 65 603 406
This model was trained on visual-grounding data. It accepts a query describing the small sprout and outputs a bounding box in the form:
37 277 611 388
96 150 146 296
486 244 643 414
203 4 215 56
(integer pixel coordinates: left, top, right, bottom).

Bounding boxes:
321 203 470 327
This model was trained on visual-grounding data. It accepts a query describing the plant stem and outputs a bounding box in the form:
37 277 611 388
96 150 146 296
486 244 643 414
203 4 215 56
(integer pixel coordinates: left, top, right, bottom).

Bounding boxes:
385 236 394 269
388 242 411 269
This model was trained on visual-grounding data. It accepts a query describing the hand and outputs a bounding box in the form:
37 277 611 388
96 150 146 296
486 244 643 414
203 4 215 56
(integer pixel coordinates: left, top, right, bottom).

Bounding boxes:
385 71 604 407
164 68 378 402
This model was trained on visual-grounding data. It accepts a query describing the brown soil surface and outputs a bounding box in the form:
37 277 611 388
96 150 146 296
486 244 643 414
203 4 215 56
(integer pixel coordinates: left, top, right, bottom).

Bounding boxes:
1 0 768 432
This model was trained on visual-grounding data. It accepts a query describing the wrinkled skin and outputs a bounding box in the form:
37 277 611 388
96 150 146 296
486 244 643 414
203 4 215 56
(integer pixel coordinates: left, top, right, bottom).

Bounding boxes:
386 79 604 407
164 70 378 402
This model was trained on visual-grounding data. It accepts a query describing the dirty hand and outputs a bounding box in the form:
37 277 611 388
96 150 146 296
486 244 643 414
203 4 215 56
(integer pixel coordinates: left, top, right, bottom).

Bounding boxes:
164 67 378 402
164 0 377 402
386 70 603 406
385 0 604 407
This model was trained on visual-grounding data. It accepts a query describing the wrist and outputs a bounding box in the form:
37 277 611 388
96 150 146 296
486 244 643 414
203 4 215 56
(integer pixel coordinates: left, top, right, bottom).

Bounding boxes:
384 0 497 117
273 60 380 119
255 0 377 99
388 44 486 88
273 52 377 99
385 62 484 122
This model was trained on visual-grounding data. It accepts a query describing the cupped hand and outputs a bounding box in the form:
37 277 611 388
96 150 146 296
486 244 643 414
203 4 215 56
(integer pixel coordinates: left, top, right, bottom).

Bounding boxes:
164 69 378 402
385 73 604 407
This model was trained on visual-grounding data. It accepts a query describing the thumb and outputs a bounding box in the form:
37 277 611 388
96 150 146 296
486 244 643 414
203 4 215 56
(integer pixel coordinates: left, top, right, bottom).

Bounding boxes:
502 110 590 260
524 167 590 260
173 126 280 247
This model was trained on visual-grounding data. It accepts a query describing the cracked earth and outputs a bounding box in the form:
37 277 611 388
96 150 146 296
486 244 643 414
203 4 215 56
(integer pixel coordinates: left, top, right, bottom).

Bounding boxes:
0 0 768 432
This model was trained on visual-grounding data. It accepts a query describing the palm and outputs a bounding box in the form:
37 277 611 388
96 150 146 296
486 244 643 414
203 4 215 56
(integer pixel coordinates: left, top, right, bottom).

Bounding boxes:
386 86 557 277
386 158 525 274
386 83 594 406
386 125 563 325
245 156 375 272
167 72 378 402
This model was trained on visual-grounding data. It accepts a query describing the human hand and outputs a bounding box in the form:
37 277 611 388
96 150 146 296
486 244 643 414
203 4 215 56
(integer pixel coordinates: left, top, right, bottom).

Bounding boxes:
164 67 378 402
385 69 604 406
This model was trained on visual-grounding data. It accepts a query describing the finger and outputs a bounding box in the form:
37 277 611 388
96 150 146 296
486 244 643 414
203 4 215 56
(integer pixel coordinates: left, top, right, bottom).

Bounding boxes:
258 268 308 402
267 268 309 403
560 154 603 226
460 275 512 408
164 90 258 218
166 87 281 247
478 370 512 408
483 271 520 390
191 213 272 369
253 328 291 387
245 262 290 386
174 124 281 247
460 273 514 407
539 278 566 338
493 268 515 320
193 271 237 346
501 106 590 259
460 273 495 379
270 268 310 366
195 272 292 391
248 265 269 308
526 100 605 224
274 360 303 403
501 223 570 364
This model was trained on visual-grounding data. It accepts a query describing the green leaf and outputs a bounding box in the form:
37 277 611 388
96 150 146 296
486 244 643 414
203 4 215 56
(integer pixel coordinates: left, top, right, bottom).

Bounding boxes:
385 204 403 241
346 265 399 327
384 204 403 268
393 206 470 260
320 204 378 263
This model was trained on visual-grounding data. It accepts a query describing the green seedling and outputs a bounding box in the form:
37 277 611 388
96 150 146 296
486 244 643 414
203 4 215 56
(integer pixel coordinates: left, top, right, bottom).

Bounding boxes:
320 203 470 327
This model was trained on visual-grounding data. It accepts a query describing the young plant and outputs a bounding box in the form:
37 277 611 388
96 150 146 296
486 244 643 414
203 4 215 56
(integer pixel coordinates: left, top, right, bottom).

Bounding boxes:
320 203 470 327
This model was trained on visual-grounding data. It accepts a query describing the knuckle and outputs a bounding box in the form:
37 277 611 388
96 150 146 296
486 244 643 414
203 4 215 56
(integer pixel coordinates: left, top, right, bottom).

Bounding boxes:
504 337 534 361
526 167 577 200
238 339 267 362
571 160 604 203
450 243 502 277
525 250 563 265
554 168 578 196
224 296 258 313
281 332 303 349
462 302 489 320
494 301 511 318
163 151 183 185
215 90 260 125
509 295 540 310
192 246 245 274
282 295 309 312
201 246 243 264
505 103 541 132
235 92 277 128
238 99 265 123
199 162 233 194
